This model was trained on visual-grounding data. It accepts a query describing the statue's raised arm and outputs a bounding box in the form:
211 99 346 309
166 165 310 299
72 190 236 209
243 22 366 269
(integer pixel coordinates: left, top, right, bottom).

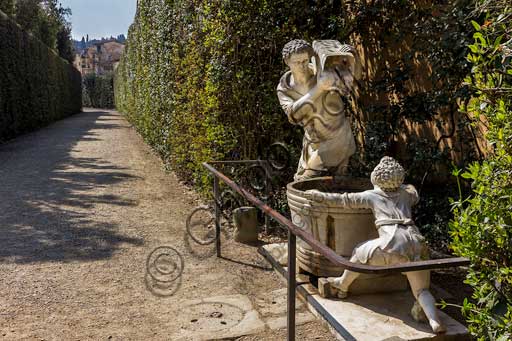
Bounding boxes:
276 39 360 181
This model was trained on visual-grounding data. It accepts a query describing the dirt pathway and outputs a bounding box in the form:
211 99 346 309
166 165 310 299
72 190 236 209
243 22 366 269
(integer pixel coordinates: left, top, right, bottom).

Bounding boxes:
0 109 333 340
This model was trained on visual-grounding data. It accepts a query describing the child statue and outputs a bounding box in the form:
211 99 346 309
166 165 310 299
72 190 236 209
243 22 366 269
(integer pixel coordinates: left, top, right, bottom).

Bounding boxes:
306 156 446 333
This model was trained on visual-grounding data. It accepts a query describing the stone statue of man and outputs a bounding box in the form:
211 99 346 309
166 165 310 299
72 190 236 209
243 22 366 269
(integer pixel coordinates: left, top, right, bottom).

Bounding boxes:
277 39 358 181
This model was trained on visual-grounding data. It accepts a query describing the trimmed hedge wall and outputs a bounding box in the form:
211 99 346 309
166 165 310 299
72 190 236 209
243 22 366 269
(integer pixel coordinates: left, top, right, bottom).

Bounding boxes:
115 1 351 189
115 1 479 191
83 72 115 109
0 10 81 142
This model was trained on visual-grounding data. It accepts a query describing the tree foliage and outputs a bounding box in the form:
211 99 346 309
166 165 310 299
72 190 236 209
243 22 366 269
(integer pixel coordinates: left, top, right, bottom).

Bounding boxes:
0 9 81 141
7 0 74 62
450 1 512 339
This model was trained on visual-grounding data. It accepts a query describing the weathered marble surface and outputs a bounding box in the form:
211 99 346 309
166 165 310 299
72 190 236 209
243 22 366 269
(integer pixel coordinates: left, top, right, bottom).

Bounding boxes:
305 157 446 333
286 176 376 277
277 39 359 181
301 284 468 341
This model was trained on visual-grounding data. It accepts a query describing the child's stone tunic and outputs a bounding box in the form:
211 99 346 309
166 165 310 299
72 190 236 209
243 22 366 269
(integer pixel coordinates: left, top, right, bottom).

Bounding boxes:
329 184 428 264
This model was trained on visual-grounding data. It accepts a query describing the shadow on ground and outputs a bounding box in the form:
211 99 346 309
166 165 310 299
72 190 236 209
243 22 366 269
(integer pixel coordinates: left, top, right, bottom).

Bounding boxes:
0 110 143 264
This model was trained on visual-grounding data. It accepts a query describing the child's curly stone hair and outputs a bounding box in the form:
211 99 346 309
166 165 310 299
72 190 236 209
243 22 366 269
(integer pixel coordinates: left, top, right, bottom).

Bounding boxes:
370 156 405 192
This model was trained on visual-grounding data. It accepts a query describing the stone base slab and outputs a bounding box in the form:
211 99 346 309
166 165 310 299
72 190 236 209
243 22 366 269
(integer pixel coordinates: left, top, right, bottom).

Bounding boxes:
300 284 468 341
259 243 469 341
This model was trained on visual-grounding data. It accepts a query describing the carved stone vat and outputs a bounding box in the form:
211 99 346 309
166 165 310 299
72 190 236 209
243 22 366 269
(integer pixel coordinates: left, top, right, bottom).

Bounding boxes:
286 176 376 277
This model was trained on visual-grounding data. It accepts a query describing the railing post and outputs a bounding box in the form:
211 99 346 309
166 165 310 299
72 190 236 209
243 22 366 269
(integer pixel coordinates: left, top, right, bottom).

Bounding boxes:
287 230 296 341
214 176 221 257
264 162 271 234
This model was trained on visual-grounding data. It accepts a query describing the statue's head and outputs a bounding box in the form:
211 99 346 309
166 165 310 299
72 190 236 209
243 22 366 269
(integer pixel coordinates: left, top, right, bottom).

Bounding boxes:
370 156 405 192
282 39 314 77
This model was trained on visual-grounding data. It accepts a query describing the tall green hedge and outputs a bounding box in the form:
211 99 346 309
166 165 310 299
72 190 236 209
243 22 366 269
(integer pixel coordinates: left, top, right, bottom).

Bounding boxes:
0 9 81 142
83 72 115 109
115 1 480 191
115 0 352 190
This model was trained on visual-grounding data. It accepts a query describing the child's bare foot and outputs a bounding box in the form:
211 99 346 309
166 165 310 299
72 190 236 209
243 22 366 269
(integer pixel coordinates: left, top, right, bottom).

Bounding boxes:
336 289 348 299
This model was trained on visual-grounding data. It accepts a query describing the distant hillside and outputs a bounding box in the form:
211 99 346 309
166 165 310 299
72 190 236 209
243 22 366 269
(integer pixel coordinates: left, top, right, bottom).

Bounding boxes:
73 34 126 52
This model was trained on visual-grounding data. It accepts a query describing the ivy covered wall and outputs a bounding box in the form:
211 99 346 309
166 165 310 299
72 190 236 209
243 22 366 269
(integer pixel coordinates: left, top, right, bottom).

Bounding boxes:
0 10 82 142
345 1 483 179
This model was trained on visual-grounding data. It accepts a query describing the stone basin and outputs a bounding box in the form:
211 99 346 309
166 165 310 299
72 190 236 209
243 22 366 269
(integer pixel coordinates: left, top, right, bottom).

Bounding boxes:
286 176 377 277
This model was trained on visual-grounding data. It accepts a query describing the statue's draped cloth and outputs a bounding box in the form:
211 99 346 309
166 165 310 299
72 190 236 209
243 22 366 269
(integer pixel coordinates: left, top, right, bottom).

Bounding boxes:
277 71 356 180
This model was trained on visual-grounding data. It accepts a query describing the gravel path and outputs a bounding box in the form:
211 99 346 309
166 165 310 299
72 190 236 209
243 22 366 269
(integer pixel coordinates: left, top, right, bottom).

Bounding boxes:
0 109 333 340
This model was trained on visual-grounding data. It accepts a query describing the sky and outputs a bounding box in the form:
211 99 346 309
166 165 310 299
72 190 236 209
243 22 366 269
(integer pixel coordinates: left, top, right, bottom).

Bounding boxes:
59 0 137 41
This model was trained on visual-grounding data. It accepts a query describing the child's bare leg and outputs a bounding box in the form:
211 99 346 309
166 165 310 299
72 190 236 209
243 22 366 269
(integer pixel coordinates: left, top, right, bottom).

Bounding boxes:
406 270 445 333
331 269 360 298
330 255 362 298
330 249 388 298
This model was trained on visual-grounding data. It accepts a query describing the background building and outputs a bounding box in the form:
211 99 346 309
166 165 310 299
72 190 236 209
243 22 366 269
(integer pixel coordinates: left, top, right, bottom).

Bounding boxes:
73 36 125 76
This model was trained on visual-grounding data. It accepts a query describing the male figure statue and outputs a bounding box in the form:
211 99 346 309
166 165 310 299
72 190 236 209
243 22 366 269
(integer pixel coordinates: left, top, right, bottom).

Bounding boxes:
306 157 446 333
277 39 357 181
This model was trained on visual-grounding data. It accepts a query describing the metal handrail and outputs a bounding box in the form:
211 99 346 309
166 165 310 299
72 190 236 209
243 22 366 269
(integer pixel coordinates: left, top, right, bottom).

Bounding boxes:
204 162 469 273
203 161 470 341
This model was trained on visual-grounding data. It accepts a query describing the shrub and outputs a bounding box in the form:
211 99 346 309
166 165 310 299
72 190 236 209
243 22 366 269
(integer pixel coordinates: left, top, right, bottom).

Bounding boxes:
0 0 15 17
83 73 115 109
0 9 81 142
450 1 512 339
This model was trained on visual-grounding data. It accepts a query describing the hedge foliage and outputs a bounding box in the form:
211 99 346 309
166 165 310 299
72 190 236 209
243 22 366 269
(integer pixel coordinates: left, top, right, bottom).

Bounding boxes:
0 10 81 141
115 0 366 190
83 72 115 109
450 1 512 338
115 1 480 190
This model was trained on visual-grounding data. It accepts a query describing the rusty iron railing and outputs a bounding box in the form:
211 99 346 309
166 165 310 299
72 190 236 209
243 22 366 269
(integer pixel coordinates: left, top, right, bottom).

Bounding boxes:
203 161 470 341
